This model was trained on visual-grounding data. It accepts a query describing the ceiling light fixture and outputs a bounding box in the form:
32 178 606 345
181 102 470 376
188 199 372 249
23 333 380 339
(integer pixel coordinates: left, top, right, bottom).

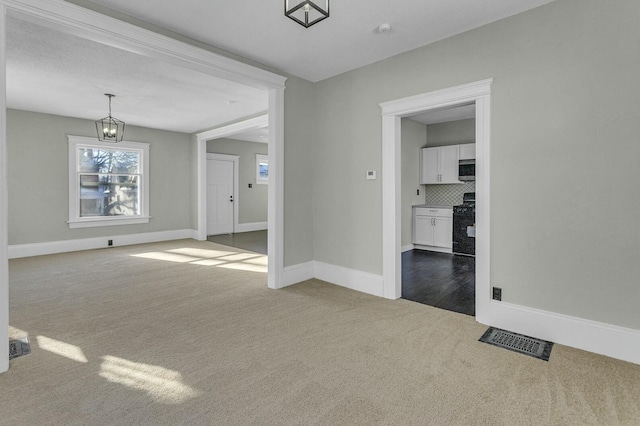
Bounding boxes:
95 93 125 143
285 0 329 28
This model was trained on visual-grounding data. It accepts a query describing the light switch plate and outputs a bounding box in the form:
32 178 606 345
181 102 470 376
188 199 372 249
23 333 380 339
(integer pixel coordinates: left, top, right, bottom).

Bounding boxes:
366 170 376 180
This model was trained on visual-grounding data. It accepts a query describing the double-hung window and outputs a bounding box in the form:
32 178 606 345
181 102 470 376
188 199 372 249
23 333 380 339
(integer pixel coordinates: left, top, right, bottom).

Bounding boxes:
68 136 150 228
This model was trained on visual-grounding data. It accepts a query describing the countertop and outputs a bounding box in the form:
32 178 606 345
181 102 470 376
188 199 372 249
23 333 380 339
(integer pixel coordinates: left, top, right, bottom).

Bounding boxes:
413 204 453 209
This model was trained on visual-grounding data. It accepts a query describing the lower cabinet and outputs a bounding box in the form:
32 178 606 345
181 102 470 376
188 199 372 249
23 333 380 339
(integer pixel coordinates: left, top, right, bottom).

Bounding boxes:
413 207 453 250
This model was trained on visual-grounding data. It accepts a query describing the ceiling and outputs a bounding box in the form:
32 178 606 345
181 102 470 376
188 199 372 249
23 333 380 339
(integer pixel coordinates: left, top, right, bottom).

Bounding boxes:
6 17 268 134
86 0 556 82
5 0 555 136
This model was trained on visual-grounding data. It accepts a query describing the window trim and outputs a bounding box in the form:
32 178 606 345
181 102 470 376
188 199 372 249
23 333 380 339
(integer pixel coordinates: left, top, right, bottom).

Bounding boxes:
68 135 150 229
256 153 269 185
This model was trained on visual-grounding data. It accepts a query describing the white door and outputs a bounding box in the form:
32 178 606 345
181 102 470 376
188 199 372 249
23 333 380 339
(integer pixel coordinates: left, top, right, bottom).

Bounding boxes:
207 158 234 235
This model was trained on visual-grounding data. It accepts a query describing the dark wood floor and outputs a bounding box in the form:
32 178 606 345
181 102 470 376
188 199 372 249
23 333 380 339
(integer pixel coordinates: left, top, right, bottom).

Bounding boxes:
207 230 267 255
402 250 475 316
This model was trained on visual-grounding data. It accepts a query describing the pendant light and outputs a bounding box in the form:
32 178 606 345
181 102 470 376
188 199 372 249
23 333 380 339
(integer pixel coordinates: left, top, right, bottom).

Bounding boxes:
95 94 125 142
285 0 329 28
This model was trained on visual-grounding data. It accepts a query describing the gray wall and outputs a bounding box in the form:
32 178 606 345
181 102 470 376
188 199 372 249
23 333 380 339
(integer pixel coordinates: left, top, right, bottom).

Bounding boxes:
426 118 475 147
307 0 640 330
207 138 268 224
401 119 427 247
7 109 193 245
283 75 316 267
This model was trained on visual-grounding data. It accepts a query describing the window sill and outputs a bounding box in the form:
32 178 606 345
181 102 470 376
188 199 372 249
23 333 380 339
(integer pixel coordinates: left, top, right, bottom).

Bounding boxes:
68 216 150 229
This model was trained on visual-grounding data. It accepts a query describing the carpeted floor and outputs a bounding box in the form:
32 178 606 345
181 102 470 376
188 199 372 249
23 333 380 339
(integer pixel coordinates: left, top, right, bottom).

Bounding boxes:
1 239 639 425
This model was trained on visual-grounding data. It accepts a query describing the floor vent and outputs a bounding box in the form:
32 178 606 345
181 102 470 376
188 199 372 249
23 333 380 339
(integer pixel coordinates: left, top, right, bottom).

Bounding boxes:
479 327 553 361
9 337 31 360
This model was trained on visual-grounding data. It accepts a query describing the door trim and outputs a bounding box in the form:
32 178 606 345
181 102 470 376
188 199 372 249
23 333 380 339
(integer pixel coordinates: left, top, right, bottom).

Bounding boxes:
207 153 239 235
379 78 493 323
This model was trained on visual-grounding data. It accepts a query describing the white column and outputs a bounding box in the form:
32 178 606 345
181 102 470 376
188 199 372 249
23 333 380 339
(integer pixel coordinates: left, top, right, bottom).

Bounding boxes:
0 4 10 373
267 86 285 289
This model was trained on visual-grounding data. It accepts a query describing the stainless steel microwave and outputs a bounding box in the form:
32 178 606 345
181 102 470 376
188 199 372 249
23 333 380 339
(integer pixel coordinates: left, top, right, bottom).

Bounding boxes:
459 159 475 181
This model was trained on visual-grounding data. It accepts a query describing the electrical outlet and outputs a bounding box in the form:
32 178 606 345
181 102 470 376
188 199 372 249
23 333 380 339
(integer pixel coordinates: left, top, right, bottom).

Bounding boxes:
416 189 420 196
108 239 113 247
248 183 252 188
492 287 502 301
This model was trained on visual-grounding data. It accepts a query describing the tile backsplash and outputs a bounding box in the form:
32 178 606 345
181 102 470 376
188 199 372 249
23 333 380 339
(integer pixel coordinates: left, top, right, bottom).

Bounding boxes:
424 181 476 206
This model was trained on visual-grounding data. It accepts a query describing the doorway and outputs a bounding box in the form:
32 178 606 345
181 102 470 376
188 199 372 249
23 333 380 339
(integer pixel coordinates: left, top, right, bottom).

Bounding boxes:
0 0 287 373
400 109 476 316
379 78 492 323
207 154 239 235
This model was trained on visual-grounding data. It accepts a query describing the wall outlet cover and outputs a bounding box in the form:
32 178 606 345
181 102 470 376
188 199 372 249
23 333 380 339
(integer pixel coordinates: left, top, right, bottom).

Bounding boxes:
366 170 376 180
492 287 502 301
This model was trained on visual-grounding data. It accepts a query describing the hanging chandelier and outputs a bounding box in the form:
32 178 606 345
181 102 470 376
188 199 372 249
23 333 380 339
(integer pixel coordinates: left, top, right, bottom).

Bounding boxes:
95 93 125 142
285 0 329 28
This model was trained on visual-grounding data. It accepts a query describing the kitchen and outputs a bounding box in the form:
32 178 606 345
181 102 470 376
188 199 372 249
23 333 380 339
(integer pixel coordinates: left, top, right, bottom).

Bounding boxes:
401 106 476 316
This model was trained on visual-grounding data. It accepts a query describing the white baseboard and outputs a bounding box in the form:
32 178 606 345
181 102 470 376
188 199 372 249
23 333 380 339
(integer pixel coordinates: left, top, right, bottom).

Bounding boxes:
282 260 384 297
480 301 640 365
8 229 196 259
281 262 315 288
314 262 384 297
282 260 640 365
235 222 268 233
413 244 452 254
401 244 414 252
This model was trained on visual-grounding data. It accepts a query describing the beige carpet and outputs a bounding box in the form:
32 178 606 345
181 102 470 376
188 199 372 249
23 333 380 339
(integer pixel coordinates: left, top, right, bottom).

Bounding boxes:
1 239 639 425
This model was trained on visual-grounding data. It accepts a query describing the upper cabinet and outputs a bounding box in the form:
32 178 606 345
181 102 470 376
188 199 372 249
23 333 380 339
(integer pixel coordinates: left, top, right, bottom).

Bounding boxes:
459 143 476 160
420 146 461 184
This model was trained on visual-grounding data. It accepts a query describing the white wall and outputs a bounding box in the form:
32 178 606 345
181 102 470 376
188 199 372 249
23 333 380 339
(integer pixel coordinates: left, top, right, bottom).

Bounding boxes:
7 109 193 245
309 0 640 331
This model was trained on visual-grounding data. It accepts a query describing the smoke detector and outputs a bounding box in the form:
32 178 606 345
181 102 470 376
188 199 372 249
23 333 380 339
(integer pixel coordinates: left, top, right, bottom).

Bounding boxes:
378 23 392 34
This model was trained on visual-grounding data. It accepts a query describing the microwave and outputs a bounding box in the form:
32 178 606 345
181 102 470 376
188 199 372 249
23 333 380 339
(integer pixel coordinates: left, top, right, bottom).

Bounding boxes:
459 159 475 181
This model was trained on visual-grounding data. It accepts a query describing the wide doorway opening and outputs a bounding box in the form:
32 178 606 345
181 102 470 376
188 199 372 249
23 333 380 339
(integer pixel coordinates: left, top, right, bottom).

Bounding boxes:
380 79 492 323
400 104 476 316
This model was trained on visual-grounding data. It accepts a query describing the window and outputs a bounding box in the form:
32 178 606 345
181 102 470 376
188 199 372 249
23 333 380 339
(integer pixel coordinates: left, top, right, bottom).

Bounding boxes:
68 136 149 228
256 154 269 185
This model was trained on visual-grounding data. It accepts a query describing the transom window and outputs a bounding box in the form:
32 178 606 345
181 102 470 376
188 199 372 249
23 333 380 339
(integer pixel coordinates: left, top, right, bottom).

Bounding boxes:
68 136 150 228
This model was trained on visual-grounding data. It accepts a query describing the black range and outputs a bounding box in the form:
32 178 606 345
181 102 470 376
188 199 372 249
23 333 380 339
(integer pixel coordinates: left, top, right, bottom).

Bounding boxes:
453 192 475 256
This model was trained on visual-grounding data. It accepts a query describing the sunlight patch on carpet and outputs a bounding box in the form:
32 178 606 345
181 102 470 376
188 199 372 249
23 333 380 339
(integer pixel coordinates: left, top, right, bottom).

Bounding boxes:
99 355 200 404
37 335 88 363
132 247 268 274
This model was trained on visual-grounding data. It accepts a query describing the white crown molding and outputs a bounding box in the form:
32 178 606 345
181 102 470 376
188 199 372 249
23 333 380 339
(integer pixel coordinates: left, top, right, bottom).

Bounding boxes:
380 78 493 117
197 114 269 142
0 0 287 90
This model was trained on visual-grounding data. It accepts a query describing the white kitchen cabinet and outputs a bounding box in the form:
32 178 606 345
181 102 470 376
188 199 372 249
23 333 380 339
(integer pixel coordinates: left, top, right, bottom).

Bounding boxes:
413 207 453 251
420 146 461 184
459 143 476 160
